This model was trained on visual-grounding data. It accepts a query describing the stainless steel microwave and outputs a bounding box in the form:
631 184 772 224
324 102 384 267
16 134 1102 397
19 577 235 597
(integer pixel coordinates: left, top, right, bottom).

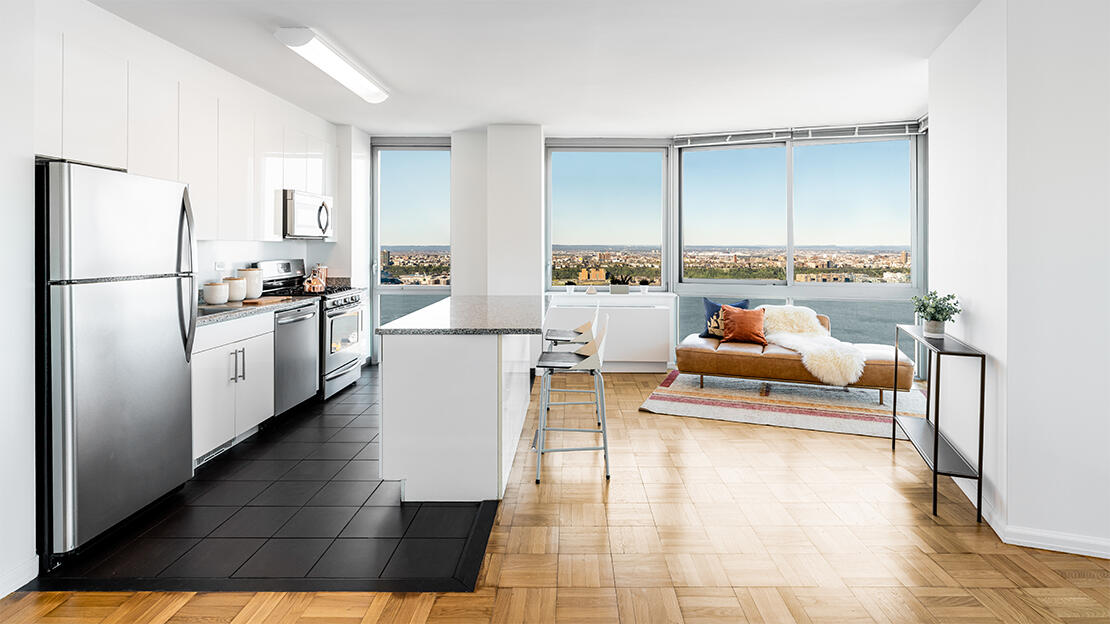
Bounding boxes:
283 189 334 239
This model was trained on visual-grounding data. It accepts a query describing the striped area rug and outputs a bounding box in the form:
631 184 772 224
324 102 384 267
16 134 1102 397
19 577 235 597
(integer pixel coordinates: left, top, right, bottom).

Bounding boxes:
640 371 926 438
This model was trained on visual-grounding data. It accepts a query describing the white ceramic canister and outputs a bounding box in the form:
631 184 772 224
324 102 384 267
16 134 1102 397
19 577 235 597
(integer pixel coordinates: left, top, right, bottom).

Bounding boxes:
223 276 246 301
203 282 229 304
238 268 263 299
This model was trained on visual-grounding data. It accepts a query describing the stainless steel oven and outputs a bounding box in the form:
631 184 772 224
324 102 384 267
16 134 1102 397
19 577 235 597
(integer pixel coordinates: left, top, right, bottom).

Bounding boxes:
322 293 365 398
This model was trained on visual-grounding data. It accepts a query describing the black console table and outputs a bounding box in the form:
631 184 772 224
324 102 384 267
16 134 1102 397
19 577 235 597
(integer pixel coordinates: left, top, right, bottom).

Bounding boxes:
893 324 986 522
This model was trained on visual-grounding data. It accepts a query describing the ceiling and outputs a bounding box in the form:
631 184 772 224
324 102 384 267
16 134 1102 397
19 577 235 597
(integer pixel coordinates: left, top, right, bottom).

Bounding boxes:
91 0 977 137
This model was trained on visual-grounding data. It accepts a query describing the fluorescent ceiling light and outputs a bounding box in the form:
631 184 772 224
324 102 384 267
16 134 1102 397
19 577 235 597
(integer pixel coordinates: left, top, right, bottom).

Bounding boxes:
275 27 389 104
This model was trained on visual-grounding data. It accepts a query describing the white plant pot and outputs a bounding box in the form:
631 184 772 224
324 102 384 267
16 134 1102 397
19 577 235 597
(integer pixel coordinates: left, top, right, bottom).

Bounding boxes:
565 285 575 293
639 285 649 294
922 319 946 338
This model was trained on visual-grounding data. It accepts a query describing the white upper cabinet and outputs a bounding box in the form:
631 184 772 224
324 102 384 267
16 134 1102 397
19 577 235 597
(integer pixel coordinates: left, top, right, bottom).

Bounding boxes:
283 127 307 193
217 97 255 240
62 35 127 169
254 111 285 242
325 139 339 198
127 64 178 181
179 84 219 240
306 134 325 195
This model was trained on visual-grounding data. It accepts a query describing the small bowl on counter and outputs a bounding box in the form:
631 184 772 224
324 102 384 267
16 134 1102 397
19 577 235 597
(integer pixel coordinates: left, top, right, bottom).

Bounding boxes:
203 281 229 304
223 276 246 302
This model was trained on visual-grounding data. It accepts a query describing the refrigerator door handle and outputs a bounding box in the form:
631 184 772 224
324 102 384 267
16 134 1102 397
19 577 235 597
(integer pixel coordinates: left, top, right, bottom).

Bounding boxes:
177 189 198 362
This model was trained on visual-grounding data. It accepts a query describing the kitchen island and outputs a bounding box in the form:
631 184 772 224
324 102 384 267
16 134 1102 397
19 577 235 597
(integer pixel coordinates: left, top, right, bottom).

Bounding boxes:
377 296 542 501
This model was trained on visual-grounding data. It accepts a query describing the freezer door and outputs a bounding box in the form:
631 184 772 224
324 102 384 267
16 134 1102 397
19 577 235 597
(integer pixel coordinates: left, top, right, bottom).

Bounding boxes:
51 277 193 553
48 162 191 281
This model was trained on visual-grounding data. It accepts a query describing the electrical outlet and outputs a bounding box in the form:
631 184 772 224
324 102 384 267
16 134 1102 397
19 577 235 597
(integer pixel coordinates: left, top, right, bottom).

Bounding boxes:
214 261 229 272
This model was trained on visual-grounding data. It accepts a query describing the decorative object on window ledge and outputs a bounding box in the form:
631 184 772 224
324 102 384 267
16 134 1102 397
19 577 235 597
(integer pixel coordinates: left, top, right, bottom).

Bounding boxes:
912 290 961 338
638 279 650 294
564 281 576 293
585 286 598 294
609 273 632 294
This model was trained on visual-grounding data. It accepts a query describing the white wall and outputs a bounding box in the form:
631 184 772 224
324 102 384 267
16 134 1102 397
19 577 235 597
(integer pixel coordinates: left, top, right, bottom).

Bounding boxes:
450 130 489 295
1003 0 1110 556
927 0 1010 530
929 0 1110 557
0 0 40 597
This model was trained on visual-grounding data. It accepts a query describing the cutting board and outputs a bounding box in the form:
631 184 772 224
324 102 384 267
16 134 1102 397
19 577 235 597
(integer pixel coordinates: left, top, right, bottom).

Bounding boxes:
241 296 293 306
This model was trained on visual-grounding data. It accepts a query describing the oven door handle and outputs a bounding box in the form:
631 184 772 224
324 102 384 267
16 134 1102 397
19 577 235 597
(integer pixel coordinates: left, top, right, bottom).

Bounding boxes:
324 359 361 382
327 304 360 318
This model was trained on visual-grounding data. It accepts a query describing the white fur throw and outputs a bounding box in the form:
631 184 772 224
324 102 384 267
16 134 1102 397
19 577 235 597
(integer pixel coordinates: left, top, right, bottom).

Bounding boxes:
759 305 866 387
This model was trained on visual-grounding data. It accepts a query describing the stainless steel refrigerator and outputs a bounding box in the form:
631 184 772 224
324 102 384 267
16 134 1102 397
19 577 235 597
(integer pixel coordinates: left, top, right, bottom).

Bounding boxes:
40 161 197 557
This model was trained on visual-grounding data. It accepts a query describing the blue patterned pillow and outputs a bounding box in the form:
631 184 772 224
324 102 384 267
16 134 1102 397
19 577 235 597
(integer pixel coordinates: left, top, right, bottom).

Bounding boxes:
701 298 750 338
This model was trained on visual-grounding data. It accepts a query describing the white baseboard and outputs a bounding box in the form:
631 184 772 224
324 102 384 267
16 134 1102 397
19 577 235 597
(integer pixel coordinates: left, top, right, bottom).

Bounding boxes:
0 554 38 599
1004 525 1110 560
952 476 1109 559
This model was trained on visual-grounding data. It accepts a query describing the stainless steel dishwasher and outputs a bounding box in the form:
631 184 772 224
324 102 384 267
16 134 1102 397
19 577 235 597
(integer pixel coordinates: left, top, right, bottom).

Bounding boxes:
274 301 321 415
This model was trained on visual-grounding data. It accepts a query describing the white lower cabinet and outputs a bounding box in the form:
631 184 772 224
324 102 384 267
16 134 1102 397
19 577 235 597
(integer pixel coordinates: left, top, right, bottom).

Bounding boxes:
191 326 275 464
233 332 275 436
191 345 238 462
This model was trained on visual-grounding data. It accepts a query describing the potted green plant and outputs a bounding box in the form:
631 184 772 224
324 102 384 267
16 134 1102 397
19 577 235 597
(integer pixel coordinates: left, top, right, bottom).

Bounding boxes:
912 290 961 338
609 273 632 294
638 278 651 294
564 280 576 294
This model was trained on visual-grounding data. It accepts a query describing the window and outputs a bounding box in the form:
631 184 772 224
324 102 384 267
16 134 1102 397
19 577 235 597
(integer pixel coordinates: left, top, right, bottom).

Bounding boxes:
376 148 451 287
793 139 913 285
678 137 918 289
681 145 787 282
548 149 665 287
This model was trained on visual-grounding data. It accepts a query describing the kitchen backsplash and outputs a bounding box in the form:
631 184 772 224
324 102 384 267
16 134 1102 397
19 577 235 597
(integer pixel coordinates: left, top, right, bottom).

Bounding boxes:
196 240 308 285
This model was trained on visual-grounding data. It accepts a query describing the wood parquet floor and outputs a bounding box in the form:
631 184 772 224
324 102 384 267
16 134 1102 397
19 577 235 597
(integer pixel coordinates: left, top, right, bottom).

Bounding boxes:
3 373 1108 623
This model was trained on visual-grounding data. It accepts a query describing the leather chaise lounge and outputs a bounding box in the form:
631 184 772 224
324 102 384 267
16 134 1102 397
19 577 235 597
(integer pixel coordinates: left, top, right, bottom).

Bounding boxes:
675 314 914 402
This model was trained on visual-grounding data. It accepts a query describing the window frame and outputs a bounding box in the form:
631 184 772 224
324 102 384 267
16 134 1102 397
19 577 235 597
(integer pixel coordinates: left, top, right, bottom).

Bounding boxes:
371 140 453 295
544 141 671 292
674 135 924 303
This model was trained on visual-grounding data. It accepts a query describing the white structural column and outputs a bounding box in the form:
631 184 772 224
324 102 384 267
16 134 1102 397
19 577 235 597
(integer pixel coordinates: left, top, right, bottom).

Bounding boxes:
449 129 489 296
485 125 546 296
449 124 545 299
929 0 1110 558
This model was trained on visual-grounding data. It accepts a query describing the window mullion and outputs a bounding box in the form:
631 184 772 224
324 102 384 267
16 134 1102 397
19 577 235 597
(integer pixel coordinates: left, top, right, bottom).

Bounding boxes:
785 141 795 292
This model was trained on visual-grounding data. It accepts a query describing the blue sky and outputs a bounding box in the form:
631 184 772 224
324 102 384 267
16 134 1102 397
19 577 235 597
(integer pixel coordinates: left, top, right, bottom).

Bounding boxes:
379 140 911 248
550 150 664 246
378 149 451 246
683 139 911 247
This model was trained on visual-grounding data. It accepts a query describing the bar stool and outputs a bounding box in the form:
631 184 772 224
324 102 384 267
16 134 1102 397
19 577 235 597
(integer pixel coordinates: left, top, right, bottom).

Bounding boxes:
534 314 610 484
543 305 601 425
544 304 599 349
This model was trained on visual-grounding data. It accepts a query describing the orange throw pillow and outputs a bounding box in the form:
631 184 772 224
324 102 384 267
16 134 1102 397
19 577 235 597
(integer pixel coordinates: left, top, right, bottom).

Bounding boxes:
720 305 767 346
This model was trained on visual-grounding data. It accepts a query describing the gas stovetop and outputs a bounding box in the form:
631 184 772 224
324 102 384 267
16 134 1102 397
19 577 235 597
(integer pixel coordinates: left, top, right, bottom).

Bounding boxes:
263 285 355 298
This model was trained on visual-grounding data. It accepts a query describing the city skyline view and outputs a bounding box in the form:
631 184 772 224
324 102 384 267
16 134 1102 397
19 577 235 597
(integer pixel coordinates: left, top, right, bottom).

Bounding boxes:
378 141 913 286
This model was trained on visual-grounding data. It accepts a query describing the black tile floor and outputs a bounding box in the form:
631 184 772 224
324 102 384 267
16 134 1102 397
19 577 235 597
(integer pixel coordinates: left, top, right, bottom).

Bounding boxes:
29 365 497 592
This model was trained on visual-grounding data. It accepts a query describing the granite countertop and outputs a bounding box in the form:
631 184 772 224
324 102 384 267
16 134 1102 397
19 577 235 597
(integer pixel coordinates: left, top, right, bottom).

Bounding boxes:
196 297 318 327
376 296 543 335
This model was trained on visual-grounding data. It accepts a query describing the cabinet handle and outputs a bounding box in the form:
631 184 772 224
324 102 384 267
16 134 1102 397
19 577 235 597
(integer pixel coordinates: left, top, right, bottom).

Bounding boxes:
230 350 238 383
238 348 246 381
